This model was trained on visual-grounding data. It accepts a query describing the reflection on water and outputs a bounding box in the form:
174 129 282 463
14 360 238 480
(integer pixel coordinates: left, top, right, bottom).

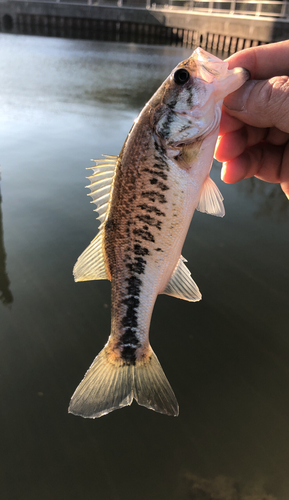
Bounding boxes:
180 474 275 500
237 176 289 221
0 182 13 306
0 34 288 500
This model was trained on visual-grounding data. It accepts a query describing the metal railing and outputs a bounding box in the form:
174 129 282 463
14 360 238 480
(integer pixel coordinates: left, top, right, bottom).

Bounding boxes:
11 0 289 19
123 0 289 18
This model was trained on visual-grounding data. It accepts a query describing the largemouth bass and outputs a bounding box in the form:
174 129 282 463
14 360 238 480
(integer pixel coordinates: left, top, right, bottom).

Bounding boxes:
69 48 249 419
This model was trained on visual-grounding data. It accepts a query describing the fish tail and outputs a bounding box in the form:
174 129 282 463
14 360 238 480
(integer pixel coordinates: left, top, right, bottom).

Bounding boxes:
68 345 179 418
133 347 179 417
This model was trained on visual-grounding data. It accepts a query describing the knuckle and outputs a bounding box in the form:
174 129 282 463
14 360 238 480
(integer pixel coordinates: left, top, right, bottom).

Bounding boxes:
259 77 289 126
269 76 289 103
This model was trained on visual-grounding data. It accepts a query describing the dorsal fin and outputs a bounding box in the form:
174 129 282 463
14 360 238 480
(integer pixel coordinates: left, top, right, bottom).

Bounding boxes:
86 155 118 226
161 256 202 302
73 155 118 282
197 175 225 217
73 230 109 282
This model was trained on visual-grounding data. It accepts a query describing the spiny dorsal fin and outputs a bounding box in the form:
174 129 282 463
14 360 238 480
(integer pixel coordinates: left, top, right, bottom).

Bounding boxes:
73 155 118 282
86 155 118 226
162 256 202 302
197 175 225 217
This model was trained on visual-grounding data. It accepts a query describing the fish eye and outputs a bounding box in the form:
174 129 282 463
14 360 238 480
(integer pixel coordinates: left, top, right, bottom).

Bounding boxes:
173 68 190 85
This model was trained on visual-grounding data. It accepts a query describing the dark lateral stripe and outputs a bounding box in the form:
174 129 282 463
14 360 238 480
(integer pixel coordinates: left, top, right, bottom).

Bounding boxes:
141 190 167 204
134 244 149 256
133 227 155 242
126 257 146 274
148 177 169 191
125 276 142 295
155 181 169 192
120 344 137 364
137 204 165 217
121 293 140 330
136 214 162 230
143 167 168 181
121 328 140 347
122 295 140 308
121 311 137 328
154 157 170 172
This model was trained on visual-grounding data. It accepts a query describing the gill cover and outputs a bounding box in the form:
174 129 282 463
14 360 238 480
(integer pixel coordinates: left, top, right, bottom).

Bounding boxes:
152 48 249 146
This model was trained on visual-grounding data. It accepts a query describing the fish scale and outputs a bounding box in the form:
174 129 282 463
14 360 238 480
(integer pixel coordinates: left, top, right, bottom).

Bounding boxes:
105 128 173 366
69 48 249 419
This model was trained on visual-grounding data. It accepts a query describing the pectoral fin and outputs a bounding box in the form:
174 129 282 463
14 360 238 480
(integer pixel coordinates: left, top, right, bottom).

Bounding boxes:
162 256 201 302
197 175 225 217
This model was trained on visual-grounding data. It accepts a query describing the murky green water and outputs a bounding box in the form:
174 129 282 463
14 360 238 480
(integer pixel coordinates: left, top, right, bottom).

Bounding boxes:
0 34 289 500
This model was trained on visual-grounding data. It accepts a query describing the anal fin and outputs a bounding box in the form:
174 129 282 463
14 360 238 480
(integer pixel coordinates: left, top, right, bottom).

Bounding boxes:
162 256 201 302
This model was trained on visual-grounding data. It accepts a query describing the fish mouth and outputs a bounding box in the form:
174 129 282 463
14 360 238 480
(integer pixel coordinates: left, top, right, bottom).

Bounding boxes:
189 48 251 101
190 48 231 81
215 66 250 101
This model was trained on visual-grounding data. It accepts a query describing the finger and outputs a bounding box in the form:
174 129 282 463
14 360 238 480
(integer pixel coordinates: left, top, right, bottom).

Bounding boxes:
215 127 248 162
217 122 289 162
224 76 289 133
225 40 289 80
266 127 289 146
221 158 247 184
221 142 284 184
218 108 244 135
215 125 268 162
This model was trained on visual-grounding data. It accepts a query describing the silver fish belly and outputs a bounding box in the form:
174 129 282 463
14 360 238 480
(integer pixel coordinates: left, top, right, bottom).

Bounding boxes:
69 48 249 419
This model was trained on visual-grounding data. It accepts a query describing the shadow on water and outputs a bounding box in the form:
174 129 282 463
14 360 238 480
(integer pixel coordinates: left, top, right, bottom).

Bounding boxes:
0 182 13 306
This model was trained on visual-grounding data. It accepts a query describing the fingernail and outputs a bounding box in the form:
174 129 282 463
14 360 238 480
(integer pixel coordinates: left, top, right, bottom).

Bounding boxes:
224 80 257 112
243 68 251 81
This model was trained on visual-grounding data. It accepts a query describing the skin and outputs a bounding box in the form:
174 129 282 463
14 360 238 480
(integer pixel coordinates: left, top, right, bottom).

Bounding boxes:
214 40 289 199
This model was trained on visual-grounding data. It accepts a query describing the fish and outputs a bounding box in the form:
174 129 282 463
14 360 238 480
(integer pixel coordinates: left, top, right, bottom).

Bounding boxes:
69 48 249 419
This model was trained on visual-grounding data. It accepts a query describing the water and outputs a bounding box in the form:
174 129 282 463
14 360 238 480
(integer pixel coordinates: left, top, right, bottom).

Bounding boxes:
0 34 289 500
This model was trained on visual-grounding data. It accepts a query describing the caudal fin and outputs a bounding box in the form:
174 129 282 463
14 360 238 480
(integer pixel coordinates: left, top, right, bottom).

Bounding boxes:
68 346 179 418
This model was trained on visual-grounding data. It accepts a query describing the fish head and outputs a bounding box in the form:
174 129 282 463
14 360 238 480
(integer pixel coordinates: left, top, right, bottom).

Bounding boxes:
151 47 249 148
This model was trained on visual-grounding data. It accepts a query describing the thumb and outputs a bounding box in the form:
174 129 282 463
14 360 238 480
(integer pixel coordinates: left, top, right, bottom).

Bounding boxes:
224 77 289 133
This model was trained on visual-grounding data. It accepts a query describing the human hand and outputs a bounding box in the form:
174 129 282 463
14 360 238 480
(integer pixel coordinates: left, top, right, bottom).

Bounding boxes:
214 40 289 199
